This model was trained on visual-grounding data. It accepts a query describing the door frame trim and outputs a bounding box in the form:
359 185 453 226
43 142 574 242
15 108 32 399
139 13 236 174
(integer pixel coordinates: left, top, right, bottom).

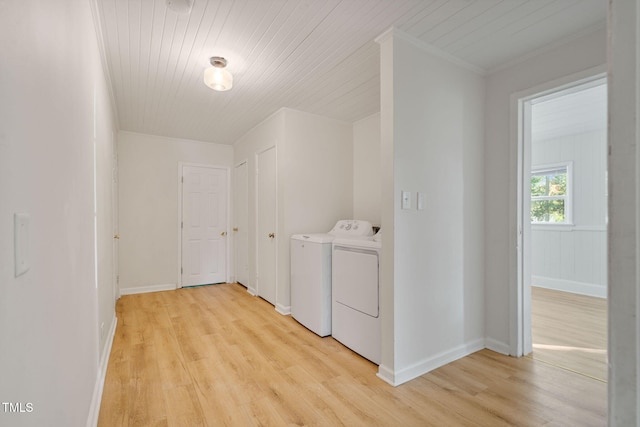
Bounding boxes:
177 162 231 288
509 65 606 356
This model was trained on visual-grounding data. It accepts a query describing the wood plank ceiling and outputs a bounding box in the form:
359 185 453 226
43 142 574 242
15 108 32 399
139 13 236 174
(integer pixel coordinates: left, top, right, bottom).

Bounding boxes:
532 80 607 142
94 0 606 145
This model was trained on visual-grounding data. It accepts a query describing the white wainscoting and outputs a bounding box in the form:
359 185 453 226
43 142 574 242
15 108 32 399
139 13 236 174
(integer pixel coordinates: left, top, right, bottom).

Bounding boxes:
531 226 606 298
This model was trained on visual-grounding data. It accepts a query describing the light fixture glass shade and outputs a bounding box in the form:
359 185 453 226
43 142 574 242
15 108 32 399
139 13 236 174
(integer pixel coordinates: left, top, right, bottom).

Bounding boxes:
204 67 233 91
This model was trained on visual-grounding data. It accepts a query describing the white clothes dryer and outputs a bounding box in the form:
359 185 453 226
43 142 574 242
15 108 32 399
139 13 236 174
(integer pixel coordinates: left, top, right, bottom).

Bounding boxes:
290 220 373 337
331 231 381 364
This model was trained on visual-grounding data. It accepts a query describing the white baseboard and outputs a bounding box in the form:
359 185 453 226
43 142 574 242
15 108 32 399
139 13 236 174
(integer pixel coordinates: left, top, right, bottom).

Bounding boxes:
532 276 606 298
275 303 291 316
376 338 485 386
86 316 117 427
119 283 177 295
376 364 396 386
246 286 257 296
485 337 510 355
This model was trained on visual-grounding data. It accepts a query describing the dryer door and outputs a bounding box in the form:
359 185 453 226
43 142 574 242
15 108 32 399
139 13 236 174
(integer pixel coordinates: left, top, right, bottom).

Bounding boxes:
332 246 379 317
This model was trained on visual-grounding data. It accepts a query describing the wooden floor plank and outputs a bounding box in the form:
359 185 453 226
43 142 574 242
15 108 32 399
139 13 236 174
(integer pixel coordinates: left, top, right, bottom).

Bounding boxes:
98 283 606 426
531 286 607 381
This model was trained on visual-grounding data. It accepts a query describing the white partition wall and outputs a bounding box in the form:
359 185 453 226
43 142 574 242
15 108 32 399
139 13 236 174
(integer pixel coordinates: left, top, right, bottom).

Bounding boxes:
608 0 640 423
377 29 485 386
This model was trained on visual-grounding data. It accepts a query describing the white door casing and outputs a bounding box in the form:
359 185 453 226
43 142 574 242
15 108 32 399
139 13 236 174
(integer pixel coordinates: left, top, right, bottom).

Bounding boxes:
512 69 606 357
256 146 277 305
234 161 249 286
181 165 228 287
517 97 533 356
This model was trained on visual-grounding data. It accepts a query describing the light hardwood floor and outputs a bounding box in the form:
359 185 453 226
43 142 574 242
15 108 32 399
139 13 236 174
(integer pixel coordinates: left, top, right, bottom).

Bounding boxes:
98 283 606 426
531 286 607 382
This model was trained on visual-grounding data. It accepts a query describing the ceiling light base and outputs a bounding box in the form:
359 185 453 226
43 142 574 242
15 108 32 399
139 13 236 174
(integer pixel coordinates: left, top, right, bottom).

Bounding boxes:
166 0 193 14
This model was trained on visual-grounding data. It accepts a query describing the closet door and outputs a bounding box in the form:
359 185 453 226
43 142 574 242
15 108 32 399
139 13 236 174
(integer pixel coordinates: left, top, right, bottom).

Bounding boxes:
234 161 249 286
256 146 277 305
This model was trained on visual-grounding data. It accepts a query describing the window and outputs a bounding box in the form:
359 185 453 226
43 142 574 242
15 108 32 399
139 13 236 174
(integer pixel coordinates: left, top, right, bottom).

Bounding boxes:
531 162 572 224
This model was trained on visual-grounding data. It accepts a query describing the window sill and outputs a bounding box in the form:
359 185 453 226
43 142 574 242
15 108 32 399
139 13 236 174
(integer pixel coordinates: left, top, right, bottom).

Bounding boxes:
531 224 606 232
531 223 574 231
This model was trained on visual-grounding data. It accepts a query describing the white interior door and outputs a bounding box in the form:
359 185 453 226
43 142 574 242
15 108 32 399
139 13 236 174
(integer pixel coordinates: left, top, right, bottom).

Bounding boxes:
234 161 249 286
256 147 277 305
181 165 228 287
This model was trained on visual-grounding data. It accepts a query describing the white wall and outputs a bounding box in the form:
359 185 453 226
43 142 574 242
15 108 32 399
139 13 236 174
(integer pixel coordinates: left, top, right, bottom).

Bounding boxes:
279 109 353 310
484 28 607 353
94 16 119 413
0 0 116 425
608 0 640 423
377 29 485 386
353 113 382 225
280 109 353 237
117 131 233 294
233 108 353 312
531 129 607 297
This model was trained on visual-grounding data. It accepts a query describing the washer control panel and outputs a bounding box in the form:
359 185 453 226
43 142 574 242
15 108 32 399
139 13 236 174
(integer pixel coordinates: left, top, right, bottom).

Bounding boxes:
329 220 374 237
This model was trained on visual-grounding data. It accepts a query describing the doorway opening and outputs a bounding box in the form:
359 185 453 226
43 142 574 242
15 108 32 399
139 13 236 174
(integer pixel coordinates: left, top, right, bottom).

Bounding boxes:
517 76 607 381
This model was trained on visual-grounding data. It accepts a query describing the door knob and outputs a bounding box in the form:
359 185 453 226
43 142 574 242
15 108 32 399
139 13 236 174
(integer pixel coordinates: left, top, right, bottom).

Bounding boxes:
113 234 120 239
233 227 238 232
268 233 275 238
221 231 227 237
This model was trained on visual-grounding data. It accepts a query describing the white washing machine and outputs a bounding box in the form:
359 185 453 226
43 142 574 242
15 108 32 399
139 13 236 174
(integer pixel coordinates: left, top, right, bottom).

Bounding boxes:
290 220 373 337
331 230 382 364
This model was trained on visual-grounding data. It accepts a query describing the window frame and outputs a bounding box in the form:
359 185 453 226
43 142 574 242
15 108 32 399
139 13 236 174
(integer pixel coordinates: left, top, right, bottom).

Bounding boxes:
530 161 573 225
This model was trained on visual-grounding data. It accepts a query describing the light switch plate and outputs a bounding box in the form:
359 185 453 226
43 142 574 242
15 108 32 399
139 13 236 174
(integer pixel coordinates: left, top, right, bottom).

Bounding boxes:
14 213 30 277
401 191 411 210
417 192 425 210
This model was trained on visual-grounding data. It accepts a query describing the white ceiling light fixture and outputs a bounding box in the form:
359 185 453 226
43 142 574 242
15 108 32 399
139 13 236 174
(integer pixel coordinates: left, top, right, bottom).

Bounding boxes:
204 57 233 92
166 0 193 15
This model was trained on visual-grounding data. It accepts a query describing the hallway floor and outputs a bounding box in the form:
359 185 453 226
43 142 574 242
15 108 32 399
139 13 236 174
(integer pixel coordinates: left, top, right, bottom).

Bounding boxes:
99 283 606 426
